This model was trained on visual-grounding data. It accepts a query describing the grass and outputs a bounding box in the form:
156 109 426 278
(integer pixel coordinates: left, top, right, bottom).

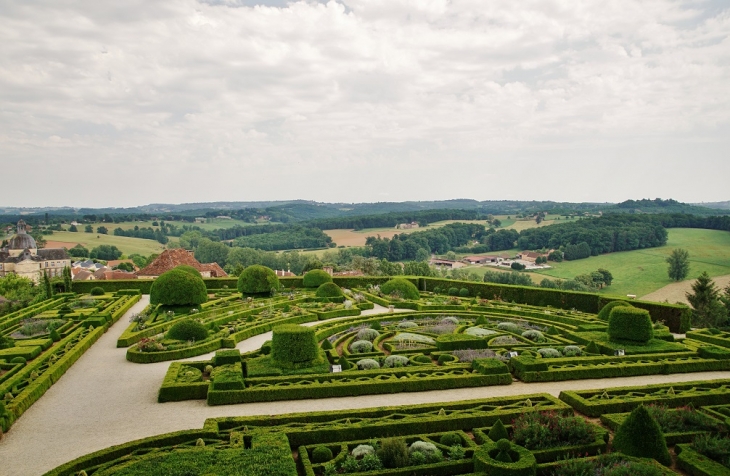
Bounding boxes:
66 218 269 233
45 231 167 256
531 228 730 298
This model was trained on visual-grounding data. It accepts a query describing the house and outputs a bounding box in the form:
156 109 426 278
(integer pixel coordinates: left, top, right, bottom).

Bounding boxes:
136 249 228 279
216 216 232 220
462 256 489 265
106 259 137 271
194 217 206 223
518 251 548 263
0 220 72 283
429 259 465 269
396 222 419 230
73 270 94 281
93 267 111 280
275 269 296 277
97 270 137 280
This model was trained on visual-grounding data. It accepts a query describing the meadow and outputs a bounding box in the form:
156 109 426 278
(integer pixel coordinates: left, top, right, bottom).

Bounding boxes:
45 231 168 256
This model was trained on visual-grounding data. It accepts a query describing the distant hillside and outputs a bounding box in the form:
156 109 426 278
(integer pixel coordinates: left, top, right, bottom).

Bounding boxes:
610 198 728 216
694 200 730 210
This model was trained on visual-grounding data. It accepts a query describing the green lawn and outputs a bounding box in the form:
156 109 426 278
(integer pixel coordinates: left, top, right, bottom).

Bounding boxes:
531 228 730 298
69 218 267 233
45 231 167 257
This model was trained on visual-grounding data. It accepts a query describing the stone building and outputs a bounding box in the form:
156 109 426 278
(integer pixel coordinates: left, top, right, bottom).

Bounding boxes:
0 220 71 283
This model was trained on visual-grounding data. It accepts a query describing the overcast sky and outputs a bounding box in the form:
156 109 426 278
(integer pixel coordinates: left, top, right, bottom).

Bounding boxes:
1 0 728 208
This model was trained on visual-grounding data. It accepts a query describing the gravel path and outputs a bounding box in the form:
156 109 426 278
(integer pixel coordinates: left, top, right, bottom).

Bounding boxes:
0 298 727 476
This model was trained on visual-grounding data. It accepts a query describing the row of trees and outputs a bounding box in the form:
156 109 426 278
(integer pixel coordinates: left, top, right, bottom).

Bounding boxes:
365 223 487 261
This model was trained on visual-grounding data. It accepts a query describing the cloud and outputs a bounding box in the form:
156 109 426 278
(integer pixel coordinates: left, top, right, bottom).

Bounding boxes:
0 0 728 206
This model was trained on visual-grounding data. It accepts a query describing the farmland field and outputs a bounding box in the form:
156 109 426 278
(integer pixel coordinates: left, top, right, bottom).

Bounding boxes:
66 217 268 233
531 228 730 299
43 231 168 256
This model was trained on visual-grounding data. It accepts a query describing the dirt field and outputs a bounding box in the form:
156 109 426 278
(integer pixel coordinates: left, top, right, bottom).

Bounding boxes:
641 274 730 304
44 240 80 249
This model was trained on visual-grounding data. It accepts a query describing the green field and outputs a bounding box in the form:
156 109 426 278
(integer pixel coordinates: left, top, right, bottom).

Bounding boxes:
532 228 730 298
45 231 168 257
68 218 267 233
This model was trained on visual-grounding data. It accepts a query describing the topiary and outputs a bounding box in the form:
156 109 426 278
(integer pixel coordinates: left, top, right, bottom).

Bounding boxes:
10 357 26 365
562 345 582 357
383 355 409 368
497 322 521 334
409 441 440 458
494 439 513 463
50 328 61 342
175 265 201 277
338 355 352 370
320 338 333 350
150 268 208 306
166 319 208 342
271 325 319 364
350 340 374 354
521 330 545 343
316 282 344 298
608 307 654 343
237 265 280 295
612 405 671 466
371 321 382 331
312 445 334 463
380 278 420 300
537 348 561 358
351 444 375 458
448 287 459 296
302 269 332 288
356 328 380 341
476 315 488 325
459 288 470 297
440 432 462 447
597 300 633 321
195 438 205 447
488 419 509 442
90 287 105 296
0 336 14 350
378 438 409 469
357 358 380 370
437 354 456 365
585 341 601 354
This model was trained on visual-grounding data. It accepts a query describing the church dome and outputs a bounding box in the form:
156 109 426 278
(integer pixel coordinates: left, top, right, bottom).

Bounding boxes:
8 220 37 250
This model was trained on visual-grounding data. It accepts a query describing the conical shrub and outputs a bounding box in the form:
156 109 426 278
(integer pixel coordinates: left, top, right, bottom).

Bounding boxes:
612 405 671 466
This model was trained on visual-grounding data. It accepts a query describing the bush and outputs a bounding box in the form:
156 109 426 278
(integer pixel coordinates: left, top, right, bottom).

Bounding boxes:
383 355 409 368
459 288 469 297
511 262 526 271
166 319 208 342
237 265 280 295
441 316 459 325
338 355 352 370
0 336 14 350
608 307 654 343
381 278 420 300
316 282 344 298
320 338 333 350
150 268 208 306
357 359 380 370
352 444 375 458
397 321 418 329
10 357 26 364
378 438 409 469
350 340 374 354
497 322 521 334
585 341 601 354
302 269 332 288
512 411 596 450
409 441 440 460
438 354 456 365
598 300 633 321
521 330 546 343
537 348 561 358
448 287 459 296
488 419 509 442
613 405 671 466
90 287 105 296
356 328 379 341
562 345 582 357
440 432 462 447
175 265 201 277
271 325 319 365
312 446 333 463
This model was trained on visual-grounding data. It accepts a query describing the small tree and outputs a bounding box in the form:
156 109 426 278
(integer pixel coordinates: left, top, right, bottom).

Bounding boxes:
96 226 108 235
68 224 78 232
686 271 727 328
597 268 613 286
666 248 690 281
42 272 53 300
62 266 73 293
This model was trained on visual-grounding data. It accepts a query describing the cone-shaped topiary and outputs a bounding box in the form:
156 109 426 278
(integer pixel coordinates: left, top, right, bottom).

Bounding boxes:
150 268 208 306
271 324 319 365
237 265 280 295
612 405 671 466
50 328 61 342
494 439 513 463
338 355 352 370
585 341 601 354
320 338 333 350
316 282 344 298
597 300 633 321
608 307 654 343
302 269 332 288
488 419 509 442
476 316 488 325
166 319 208 341
371 321 382 331
380 278 420 300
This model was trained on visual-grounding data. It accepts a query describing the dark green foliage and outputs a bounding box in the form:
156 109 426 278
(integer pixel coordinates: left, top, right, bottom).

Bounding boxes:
687 271 728 328
175 265 201 277
476 315 488 325
166 319 208 342
271 325 319 364
90 287 105 296
488 419 509 442
564 242 592 261
237 265 280 295
50 328 61 342
512 411 596 450
585 341 601 354
608 307 654 343
597 300 633 321
338 355 352 370
381 278 420 300
377 437 409 468
311 445 333 463
67 244 89 257
448 287 459 296
667 248 690 281
612 405 671 466
320 338 333 350
213 350 241 366
315 282 343 298
150 269 208 306
440 432 462 447
89 244 122 260
302 269 332 288
691 434 730 469
371 321 382 331
437 354 456 365
10 357 26 364
495 439 513 462
511 262 526 271
459 288 469 297
0 336 14 350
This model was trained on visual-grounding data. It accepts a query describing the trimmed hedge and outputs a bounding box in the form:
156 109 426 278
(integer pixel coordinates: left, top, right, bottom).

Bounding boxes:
676 443 730 476
150 269 208 306
166 319 208 342
302 270 332 288
381 278 421 300
158 362 211 402
237 265 280 295
315 282 344 298
271 325 319 365
607 307 653 343
435 333 489 351
597 300 633 321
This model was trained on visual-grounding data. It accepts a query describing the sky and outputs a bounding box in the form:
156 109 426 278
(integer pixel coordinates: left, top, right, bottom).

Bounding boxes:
1 0 729 208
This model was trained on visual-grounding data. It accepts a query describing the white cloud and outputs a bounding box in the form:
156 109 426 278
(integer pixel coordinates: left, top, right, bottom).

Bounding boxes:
0 0 728 206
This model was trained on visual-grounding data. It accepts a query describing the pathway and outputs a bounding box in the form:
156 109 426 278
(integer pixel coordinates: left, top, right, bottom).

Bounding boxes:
0 298 727 476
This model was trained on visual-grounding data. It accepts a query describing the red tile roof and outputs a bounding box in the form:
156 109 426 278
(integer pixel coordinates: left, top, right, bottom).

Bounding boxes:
136 249 227 277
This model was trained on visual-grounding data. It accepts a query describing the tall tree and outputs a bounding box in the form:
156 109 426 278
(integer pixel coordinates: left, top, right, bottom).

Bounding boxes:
63 266 73 293
42 272 53 300
666 248 690 281
686 271 727 328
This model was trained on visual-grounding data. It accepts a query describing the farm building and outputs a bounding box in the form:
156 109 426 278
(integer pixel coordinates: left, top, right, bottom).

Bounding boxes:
518 251 549 263
136 249 227 279
429 258 465 269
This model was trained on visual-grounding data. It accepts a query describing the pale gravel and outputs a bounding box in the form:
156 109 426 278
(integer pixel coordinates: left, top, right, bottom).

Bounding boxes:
0 298 728 476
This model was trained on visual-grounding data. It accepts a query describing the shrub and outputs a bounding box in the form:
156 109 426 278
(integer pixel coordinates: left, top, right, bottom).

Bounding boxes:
441 316 459 324
513 411 596 450
393 332 435 345
409 441 440 459
237 265 280 295
448 287 459 296
90 287 105 296
175 265 201 277
316 282 344 298
338 355 352 370
10 357 26 364
585 341 601 354
359 453 384 471
438 354 456 365
381 278 420 300
612 405 671 466
488 419 509 442
440 432 462 447
537 348 561 358
312 446 333 463
0 336 14 350
383 355 409 368
302 269 332 288
378 438 409 468
562 345 582 357
150 268 208 306
357 359 380 370
356 328 380 341
320 338 333 350
352 444 375 458
412 355 432 364
271 325 319 365
598 300 633 321
371 321 382 331
692 434 730 469
497 322 521 334
459 288 469 297
465 327 498 337
521 330 546 343
350 340 374 354
397 321 418 329
608 307 654 343
166 319 208 341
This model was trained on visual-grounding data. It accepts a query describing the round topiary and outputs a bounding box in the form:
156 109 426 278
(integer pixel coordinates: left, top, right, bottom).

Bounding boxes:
166 319 208 342
174 265 201 277
380 278 420 300
448 287 459 296
312 445 334 463
597 300 633 321
607 307 654 343
271 324 319 364
537 348 561 358
383 355 409 368
237 265 280 295
302 269 332 288
350 340 374 353
10 357 26 365
357 358 380 370
458 288 469 297
612 405 671 466
440 432 462 447
315 282 344 298
150 268 208 306
90 287 105 296
356 328 380 341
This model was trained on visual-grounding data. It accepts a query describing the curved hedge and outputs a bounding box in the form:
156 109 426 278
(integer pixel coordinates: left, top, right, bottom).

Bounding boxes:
381 278 420 300
315 282 344 298
237 265 280 295
597 300 633 322
150 269 208 306
302 269 332 288
271 325 319 365
608 307 654 343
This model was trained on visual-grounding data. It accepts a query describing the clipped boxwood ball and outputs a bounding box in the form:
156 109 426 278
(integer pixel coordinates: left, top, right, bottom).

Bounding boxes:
316 282 344 298
608 306 653 343
150 268 208 306
302 269 332 288
597 300 633 321
90 287 105 296
311 446 333 463
381 278 420 300
175 265 201 277
237 265 280 295
271 324 319 364
166 319 208 341
440 432 462 447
